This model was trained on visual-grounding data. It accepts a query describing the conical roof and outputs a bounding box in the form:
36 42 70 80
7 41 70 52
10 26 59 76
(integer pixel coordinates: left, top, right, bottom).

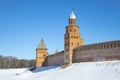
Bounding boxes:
37 38 47 49
70 11 76 19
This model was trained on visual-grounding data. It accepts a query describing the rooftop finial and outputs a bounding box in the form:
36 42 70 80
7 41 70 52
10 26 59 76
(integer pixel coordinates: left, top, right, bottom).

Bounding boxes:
72 8 74 12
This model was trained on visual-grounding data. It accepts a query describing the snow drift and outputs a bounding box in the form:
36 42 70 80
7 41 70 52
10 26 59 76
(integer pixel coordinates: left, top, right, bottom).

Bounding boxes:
0 60 120 80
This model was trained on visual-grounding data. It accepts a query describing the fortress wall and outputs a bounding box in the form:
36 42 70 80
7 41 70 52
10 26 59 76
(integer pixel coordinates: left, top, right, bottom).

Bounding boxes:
46 51 64 66
73 40 120 63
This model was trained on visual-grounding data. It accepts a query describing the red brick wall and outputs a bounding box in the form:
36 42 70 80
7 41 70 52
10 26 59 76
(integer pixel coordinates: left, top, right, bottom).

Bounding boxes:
46 51 64 66
73 40 120 63
43 40 120 66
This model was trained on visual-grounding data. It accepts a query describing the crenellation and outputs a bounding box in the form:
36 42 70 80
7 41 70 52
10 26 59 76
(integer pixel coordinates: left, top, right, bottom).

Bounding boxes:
74 40 120 52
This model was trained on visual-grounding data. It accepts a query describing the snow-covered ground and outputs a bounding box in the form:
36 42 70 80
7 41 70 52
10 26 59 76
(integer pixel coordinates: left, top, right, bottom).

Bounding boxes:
0 60 120 80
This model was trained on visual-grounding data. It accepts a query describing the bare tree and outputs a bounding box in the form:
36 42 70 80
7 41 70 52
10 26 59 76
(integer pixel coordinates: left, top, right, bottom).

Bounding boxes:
0 54 35 68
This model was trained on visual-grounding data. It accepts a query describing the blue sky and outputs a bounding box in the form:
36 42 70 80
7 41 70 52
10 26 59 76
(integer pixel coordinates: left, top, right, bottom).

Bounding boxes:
0 0 120 59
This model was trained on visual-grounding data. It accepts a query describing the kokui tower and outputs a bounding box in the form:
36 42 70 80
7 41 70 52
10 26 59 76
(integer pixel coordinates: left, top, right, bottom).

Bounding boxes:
36 39 48 67
64 11 84 64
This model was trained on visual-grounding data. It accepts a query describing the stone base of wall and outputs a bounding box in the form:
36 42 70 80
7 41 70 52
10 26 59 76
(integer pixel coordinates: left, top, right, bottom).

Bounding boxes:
105 56 120 61
73 57 94 62
73 56 120 63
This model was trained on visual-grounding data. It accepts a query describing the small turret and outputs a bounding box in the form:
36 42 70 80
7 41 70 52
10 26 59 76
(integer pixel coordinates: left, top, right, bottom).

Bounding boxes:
36 38 48 67
69 11 76 25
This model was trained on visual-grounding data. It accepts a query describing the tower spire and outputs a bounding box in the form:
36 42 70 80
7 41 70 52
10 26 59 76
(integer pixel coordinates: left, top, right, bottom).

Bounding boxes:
37 38 47 49
69 11 76 19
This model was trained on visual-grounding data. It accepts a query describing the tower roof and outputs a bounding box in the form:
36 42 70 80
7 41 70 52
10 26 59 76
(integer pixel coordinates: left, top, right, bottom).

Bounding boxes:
70 11 76 19
37 38 47 49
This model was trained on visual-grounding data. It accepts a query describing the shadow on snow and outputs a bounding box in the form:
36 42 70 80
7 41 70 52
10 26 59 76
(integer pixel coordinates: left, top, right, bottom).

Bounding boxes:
28 66 60 73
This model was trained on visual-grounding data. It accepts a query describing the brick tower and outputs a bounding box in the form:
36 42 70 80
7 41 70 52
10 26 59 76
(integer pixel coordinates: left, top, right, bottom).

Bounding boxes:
64 11 84 64
36 38 48 67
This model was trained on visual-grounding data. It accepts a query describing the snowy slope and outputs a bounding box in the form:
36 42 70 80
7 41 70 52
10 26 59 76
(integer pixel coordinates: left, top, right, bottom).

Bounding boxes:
0 60 120 80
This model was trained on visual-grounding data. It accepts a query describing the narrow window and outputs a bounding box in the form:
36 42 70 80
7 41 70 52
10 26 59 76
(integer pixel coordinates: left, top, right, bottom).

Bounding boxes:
90 46 92 50
43 54 46 57
74 36 75 38
76 36 78 39
104 44 106 48
71 21 72 24
93 46 94 50
114 43 116 48
107 44 109 48
118 43 120 47
74 29 76 32
98 46 100 49
101 45 103 49
111 44 113 48
88 47 90 50
95 46 97 49
71 43 73 45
